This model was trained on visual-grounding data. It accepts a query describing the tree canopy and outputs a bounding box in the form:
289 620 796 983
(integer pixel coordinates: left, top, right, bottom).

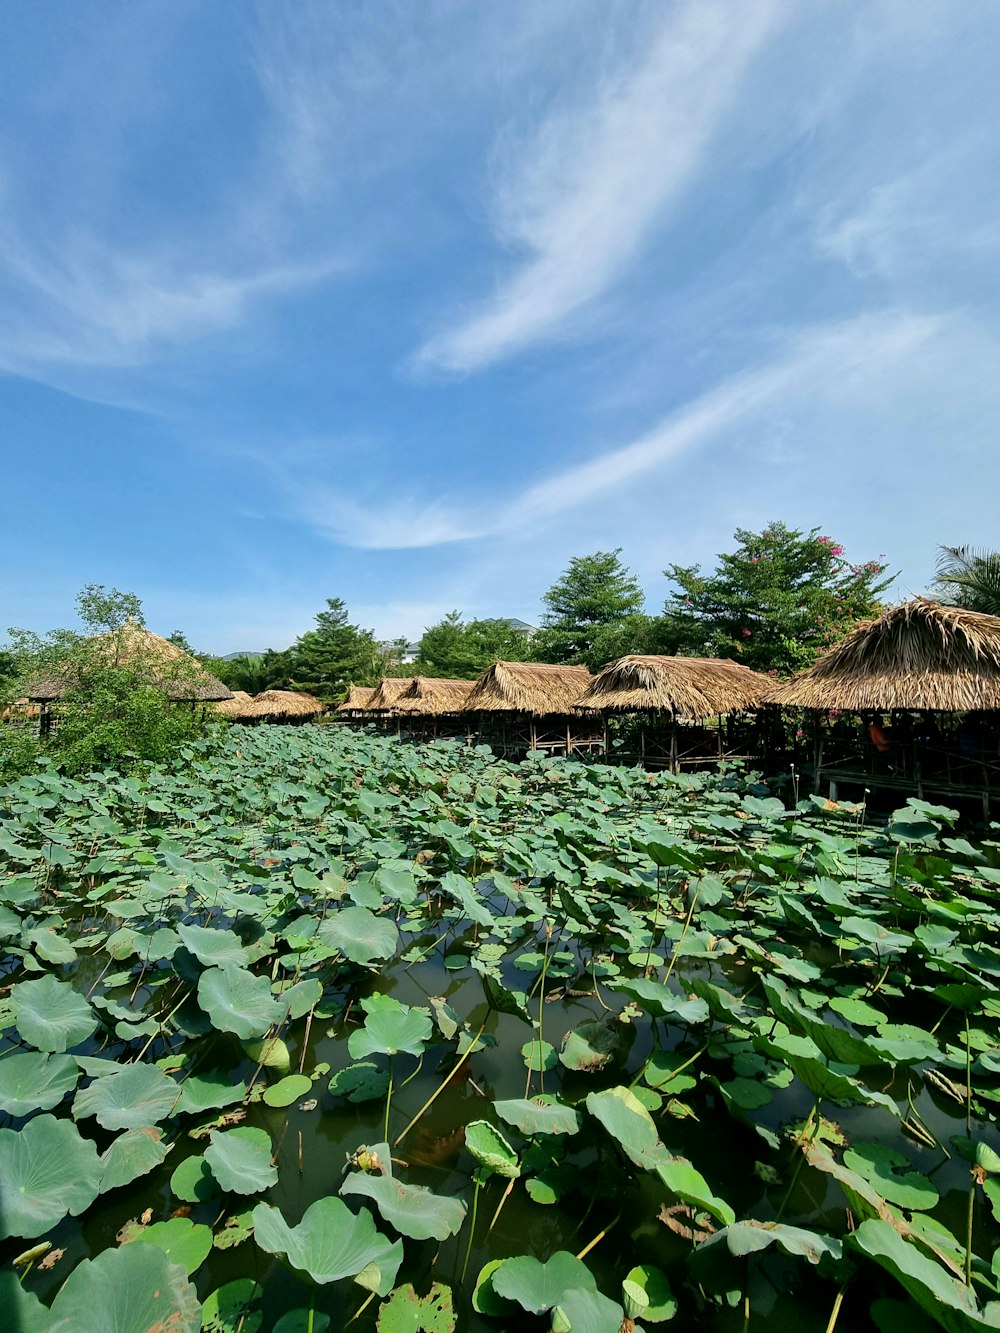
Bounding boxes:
664 522 893 675
535 550 646 664
286 598 381 700
933 545 1000 616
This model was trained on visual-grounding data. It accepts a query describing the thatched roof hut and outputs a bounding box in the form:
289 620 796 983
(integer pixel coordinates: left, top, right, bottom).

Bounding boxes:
245 690 326 720
213 690 256 719
771 598 1000 712
25 621 233 703
464 662 592 715
577 655 771 722
1 698 40 722
394 677 476 715
367 678 414 712
336 685 376 712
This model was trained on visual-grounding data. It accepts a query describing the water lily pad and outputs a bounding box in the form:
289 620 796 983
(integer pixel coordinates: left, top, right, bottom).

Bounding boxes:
0 1113 103 1239
74 1063 178 1130
252 1195 403 1293
342 1143 467 1240
11 974 97 1052
348 994 432 1059
0 1051 79 1115
46 1243 201 1333
843 1143 939 1211
100 1126 170 1191
198 964 284 1040
205 1127 278 1194
263 1074 312 1107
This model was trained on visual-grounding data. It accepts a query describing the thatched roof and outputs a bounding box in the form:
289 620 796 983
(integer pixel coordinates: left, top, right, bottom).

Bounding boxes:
25 621 233 703
213 690 256 719
367 677 414 711
394 677 476 715
246 689 326 719
577 655 771 722
336 685 377 712
770 598 1000 712
464 661 592 715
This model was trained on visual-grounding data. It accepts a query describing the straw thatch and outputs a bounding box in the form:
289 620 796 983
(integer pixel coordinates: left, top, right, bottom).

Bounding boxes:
576 655 771 722
393 677 476 716
1 698 41 722
464 662 592 715
770 598 1000 712
245 690 326 720
212 690 256 719
367 677 415 712
336 685 376 712
25 621 233 703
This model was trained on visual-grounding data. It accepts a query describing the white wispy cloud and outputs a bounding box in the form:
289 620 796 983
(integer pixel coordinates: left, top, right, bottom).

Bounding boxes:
292 311 939 549
416 0 786 374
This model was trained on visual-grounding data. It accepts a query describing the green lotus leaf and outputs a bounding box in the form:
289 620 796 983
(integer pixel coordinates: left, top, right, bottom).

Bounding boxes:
559 1020 619 1072
585 1086 668 1172
843 1143 939 1211
656 1157 736 1227
200 1278 264 1333
11 974 97 1052
25 926 78 965
847 1219 988 1333
623 1265 676 1323
828 997 886 1028
318 905 399 965
558 1287 626 1333
472 1260 517 1317
243 1035 291 1072
125 1216 213 1275
0 1270 47 1333
176 1072 247 1115
494 1097 581 1137
74 1063 178 1130
263 1074 313 1107
341 1142 467 1240
609 978 709 1025
46 1243 201 1333
274 1311 331 1333
520 1039 557 1072
347 994 432 1059
329 1061 391 1103
0 1113 103 1239
375 1282 455 1332
205 1127 278 1194
198 964 284 1039
171 1153 218 1203
700 1220 843 1265
0 1050 79 1115
464 1121 520 1178
177 922 250 967
439 872 494 928
252 1196 403 1293
100 1126 170 1191
275 977 323 1021
491 1251 597 1313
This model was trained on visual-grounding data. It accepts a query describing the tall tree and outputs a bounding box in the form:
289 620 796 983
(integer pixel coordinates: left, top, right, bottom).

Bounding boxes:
288 599 381 699
933 545 1000 616
535 550 646 663
664 521 893 675
414 615 535 678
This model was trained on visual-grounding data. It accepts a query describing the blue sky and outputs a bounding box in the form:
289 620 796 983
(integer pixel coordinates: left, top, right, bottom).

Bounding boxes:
1 1 998 653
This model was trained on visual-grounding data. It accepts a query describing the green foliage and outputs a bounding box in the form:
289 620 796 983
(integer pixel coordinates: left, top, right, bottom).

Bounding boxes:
536 549 646 663
933 545 1000 615
414 613 535 678
664 520 893 674
53 668 205 774
287 597 381 699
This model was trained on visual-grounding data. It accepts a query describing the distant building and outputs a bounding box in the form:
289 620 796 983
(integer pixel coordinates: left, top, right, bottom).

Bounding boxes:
498 618 537 635
222 651 266 661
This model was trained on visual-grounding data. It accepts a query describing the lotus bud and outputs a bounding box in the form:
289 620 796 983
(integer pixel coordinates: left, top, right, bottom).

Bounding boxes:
550 1305 572 1333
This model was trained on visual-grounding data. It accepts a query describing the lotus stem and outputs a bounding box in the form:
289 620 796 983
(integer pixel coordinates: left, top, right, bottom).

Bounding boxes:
347 1291 376 1325
824 1283 847 1333
966 1014 973 1133
384 1055 394 1142
966 1181 975 1287
662 883 700 989
575 1209 620 1261
394 1024 485 1147
488 1177 515 1233
460 1177 482 1285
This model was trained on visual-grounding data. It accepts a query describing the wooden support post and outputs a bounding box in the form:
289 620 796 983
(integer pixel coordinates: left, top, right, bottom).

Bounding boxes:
670 711 679 775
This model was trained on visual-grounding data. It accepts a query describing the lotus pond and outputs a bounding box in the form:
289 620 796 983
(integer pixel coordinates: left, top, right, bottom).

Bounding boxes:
2 725 1000 1332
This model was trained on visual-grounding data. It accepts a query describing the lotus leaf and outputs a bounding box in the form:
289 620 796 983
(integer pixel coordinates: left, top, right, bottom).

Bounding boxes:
176 1072 247 1114
126 1216 213 1274
318 905 400 964
348 994 432 1059
252 1195 403 1293
46 1243 201 1333
494 1097 581 1137
73 1063 178 1130
205 1126 278 1194
0 1050 78 1115
171 1153 218 1203
263 1073 312 1107
0 1270 47 1333
329 1061 391 1103
0 1113 103 1239
200 1278 264 1333
843 1143 939 1211
610 978 710 1025
491 1251 597 1313
177 922 250 967
847 1220 990 1333
559 1020 619 1072
11 974 97 1052
623 1264 676 1322
99 1126 170 1191
198 964 284 1039
464 1121 520 1177
342 1142 467 1240
376 1282 455 1332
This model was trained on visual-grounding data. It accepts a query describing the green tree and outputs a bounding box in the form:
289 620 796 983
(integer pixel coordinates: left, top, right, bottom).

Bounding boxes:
287 599 381 700
664 521 892 675
167 630 197 654
76 584 144 633
414 612 476 677
464 618 535 670
535 550 646 663
933 545 1000 615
